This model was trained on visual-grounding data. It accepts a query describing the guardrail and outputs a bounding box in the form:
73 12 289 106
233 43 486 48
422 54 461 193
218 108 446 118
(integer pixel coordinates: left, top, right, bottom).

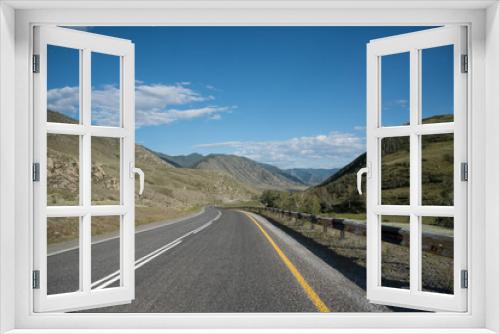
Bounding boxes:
245 207 453 258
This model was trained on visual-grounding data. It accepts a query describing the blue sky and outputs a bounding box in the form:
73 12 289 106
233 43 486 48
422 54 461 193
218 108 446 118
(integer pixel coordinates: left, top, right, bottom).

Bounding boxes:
47 26 453 169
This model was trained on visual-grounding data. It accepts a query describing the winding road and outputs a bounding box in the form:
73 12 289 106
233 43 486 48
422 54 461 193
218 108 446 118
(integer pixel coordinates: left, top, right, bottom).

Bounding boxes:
47 207 390 312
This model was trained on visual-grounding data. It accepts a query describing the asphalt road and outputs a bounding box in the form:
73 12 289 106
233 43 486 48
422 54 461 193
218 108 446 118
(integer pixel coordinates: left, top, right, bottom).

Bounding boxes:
48 207 391 312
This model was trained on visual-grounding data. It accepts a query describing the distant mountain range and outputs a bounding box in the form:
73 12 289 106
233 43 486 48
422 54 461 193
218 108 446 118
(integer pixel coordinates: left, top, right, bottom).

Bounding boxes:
194 154 305 191
155 152 339 189
285 168 339 186
155 152 204 168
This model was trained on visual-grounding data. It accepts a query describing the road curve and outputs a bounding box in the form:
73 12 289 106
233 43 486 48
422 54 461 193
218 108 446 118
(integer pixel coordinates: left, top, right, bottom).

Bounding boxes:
47 207 391 312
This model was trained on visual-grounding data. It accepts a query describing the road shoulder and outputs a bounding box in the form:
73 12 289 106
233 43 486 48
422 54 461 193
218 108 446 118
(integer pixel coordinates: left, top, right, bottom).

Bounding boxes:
244 210 391 312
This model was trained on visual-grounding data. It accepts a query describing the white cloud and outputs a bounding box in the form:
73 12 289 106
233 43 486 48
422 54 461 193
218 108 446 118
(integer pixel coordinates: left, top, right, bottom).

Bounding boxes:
354 125 366 131
47 86 80 119
136 106 232 127
195 132 365 169
135 83 209 110
383 99 408 110
47 82 231 127
90 84 121 126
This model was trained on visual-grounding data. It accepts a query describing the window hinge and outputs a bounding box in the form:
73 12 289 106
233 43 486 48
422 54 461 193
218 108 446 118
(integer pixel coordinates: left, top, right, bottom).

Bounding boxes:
32 54 40 73
461 269 468 289
32 270 40 289
461 162 468 182
461 54 468 73
32 162 40 182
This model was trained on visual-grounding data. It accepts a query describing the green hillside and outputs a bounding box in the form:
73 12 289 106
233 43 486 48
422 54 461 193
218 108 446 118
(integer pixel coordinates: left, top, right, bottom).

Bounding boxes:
261 114 454 223
309 153 367 213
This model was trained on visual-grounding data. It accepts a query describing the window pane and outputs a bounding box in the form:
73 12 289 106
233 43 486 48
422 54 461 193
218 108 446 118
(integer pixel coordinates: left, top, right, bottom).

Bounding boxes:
91 216 121 289
422 134 454 206
47 45 80 124
421 217 454 294
381 215 410 289
91 137 121 205
381 52 410 127
47 217 80 295
421 45 454 124
47 134 80 206
381 136 410 205
91 52 121 127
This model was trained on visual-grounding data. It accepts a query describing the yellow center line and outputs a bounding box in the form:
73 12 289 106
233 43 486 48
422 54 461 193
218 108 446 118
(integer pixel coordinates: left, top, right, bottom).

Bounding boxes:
238 210 331 313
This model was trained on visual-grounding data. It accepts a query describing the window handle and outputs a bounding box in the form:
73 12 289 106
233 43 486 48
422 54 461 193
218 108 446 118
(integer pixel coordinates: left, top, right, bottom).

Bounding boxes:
130 162 145 195
357 167 368 195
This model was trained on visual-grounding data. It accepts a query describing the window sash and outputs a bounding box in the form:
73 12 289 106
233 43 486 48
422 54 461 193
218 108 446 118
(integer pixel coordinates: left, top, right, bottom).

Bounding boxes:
32 26 136 312
366 25 468 312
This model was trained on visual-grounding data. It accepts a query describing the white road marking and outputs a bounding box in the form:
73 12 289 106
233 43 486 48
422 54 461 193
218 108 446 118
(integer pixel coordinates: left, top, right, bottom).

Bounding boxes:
92 210 222 289
94 240 182 290
48 207 208 257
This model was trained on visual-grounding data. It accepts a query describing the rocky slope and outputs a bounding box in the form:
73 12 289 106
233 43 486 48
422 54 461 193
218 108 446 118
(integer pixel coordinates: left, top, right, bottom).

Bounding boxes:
194 154 306 191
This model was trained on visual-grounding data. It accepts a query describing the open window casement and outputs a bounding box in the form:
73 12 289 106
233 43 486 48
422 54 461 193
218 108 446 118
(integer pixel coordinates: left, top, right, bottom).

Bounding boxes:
33 26 139 312
361 26 468 312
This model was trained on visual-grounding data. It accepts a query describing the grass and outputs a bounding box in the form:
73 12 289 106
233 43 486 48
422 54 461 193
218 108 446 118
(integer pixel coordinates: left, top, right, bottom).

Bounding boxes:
47 217 80 245
320 212 452 236
380 131 453 207
219 200 263 208
322 212 367 220
135 205 202 227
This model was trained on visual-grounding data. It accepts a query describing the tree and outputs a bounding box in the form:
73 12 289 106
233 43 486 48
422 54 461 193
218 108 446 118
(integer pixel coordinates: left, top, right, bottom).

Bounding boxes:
302 195 321 215
259 190 281 207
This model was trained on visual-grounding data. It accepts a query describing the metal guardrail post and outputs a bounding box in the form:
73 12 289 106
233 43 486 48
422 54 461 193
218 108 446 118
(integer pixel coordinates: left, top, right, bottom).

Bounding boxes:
339 226 345 240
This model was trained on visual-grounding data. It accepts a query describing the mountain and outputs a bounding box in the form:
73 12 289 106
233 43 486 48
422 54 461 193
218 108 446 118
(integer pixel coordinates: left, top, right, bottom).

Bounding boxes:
285 168 339 186
46 111 259 233
155 152 204 168
47 110 78 124
307 153 367 213
155 152 311 190
260 114 453 216
194 154 306 191
309 114 453 213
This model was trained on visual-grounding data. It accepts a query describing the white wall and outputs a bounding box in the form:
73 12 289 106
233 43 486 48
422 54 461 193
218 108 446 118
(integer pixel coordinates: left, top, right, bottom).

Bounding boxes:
1 2 498 332
485 2 500 333
0 2 16 333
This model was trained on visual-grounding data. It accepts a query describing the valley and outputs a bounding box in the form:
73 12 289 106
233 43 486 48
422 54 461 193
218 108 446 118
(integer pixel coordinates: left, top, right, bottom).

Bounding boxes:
47 111 453 242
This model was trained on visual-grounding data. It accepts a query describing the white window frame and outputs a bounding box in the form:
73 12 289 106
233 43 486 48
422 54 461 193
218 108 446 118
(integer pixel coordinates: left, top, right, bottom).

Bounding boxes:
33 26 136 312
365 26 468 312
0 1 499 333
